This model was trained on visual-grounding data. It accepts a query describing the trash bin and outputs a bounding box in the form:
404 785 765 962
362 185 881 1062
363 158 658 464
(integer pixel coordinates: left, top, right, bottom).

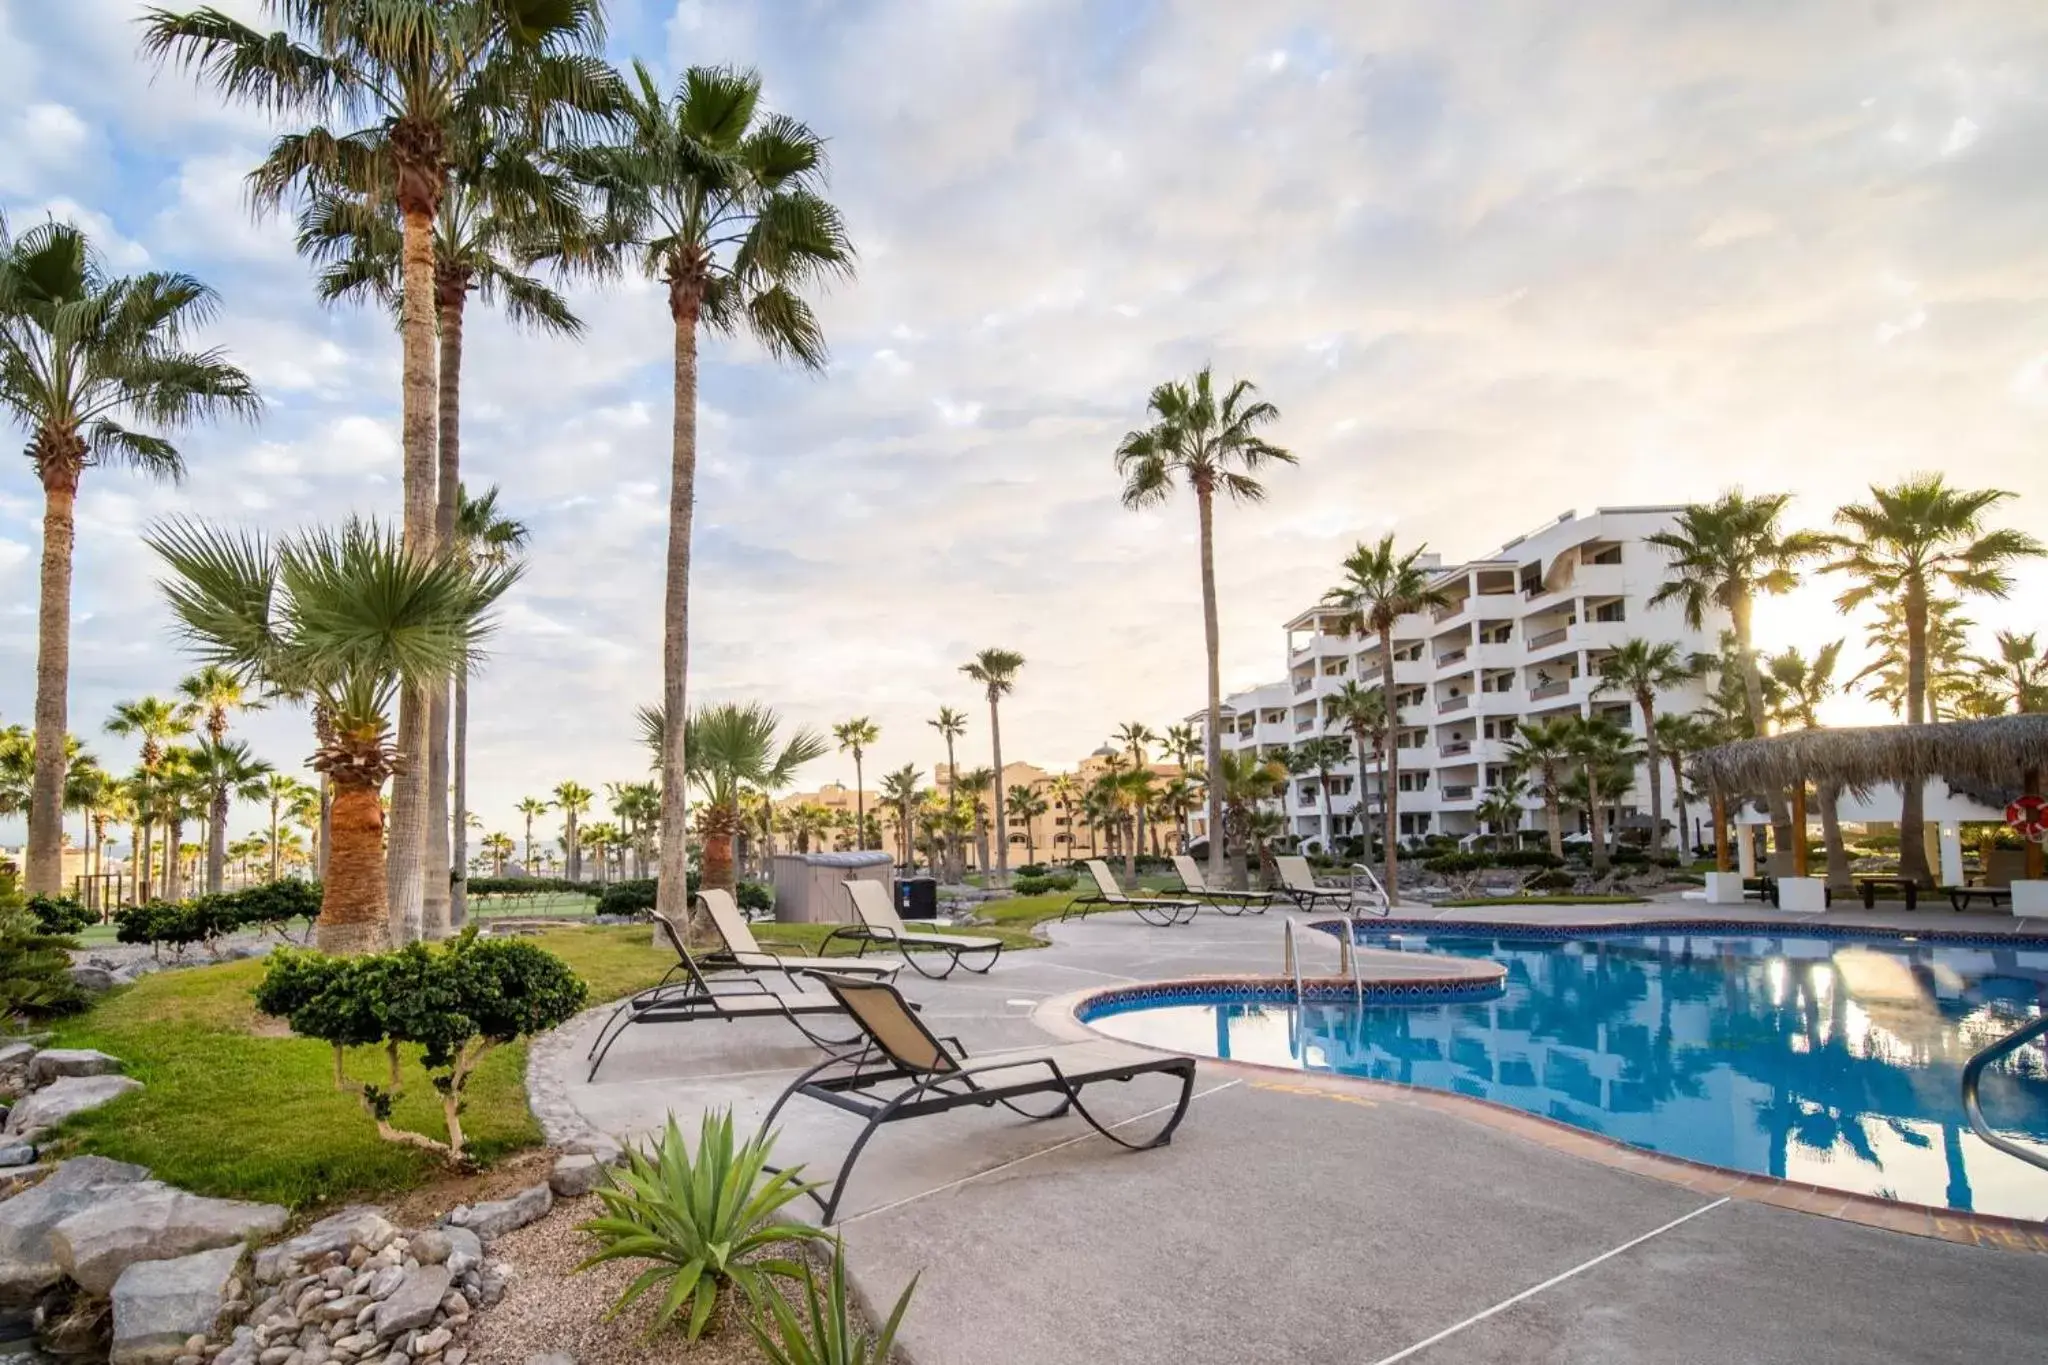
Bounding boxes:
896 876 939 921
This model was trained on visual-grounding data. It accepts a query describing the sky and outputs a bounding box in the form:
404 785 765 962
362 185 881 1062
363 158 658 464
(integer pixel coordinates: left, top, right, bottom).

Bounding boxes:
2 0 2047 855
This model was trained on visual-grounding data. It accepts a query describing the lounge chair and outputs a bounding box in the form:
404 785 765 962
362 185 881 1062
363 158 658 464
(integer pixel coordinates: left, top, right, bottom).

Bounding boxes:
1060 859 1199 926
698 888 901 990
1170 854 1275 916
764 971 1198 1223
824 879 1006 980
1274 855 1387 916
584 912 871 1079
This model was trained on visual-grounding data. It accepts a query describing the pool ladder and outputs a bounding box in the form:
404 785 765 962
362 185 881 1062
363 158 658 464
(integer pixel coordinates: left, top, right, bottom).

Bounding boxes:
1283 916 1364 1008
1961 1013 2048 1174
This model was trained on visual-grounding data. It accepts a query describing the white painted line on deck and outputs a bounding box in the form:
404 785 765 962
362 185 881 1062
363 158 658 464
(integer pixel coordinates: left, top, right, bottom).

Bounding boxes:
1366 1197 1731 1365
837 1078 1243 1227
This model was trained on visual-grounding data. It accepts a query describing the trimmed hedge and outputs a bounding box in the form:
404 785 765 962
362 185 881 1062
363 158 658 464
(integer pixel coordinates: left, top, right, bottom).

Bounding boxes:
591 874 769 917
27 894 94 935
114 880 322 953
1010 873 1077 895
466 876 602 898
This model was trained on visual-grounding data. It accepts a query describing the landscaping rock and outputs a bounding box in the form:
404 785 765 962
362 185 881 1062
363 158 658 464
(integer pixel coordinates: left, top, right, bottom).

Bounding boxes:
0 1143 35 1168
54 1184 289 1295
365 1267 405 1301
0 1041 36 1071
4 1073 142 1136
370 1268 450 1340
110 1244 243 1365
439 1230 480 1280
443 1186 548 1243
0 1154 150 1302
563 1134 623 1166
546 1155 602 1199
403 1232 449 1268
254 1211 396 1284
68 965 118 992
27 1049 123 1084
0 1160 49 1196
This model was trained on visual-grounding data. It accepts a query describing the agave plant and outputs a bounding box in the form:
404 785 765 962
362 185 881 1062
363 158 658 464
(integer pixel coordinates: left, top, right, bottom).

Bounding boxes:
749 1236 916 1365
576 1110 823 1341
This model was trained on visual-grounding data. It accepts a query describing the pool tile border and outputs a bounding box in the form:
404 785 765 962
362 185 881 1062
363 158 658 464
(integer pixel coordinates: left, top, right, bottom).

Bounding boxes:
1050 964 2048 1256
1075 968 1507 1018
1320 915 2048 951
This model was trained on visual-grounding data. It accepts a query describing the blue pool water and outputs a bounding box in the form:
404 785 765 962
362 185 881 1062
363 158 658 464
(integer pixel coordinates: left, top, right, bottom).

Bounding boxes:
1083 928 2048 1219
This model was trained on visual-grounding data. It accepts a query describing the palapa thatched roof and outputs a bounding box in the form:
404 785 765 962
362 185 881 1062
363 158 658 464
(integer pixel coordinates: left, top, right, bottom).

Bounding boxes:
1693 714 2048 797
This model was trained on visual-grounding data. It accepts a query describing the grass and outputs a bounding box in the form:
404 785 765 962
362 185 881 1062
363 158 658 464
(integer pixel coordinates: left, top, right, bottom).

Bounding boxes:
35 908 1063 1211
1434 895 1650 908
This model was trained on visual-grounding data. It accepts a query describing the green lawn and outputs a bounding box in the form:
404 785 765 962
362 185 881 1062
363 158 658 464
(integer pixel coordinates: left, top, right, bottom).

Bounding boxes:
37 912 1060 1211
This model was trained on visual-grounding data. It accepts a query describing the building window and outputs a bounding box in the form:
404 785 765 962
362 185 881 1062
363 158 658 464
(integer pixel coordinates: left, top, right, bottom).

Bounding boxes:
1592 600 1625 623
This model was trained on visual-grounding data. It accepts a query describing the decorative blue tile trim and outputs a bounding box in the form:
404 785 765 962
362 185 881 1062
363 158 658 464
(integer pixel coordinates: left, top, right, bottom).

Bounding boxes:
1076 972 1505 1021
1326 917 2048 951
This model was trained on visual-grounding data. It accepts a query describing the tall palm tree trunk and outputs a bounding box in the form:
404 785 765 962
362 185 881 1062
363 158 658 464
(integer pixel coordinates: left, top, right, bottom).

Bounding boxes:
1818 779 1850 891
1379 627 1402 903
853 755 865 851
207 787 229 893
137 817 153 903
942 737 961 883
1667 752 1689 857
317 778 331 881
1588 775 1610 874
1637 691 1665 851
27 454 81 896
269 798 282 883
657 280 700 934
424 283 465 938
321 777 391 954
1196 484 1228 888
1730 594 1795 861
1899 577 1932 885
388 198 440 944
165 813 184 903
988 704 1008 886
452 667 469 926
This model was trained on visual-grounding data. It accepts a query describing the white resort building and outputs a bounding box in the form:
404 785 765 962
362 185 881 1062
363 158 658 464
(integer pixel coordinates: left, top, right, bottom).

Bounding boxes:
1188 507 1728 852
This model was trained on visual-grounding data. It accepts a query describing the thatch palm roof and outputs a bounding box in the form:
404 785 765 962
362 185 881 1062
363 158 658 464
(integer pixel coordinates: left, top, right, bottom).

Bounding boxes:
1694 714 2048 797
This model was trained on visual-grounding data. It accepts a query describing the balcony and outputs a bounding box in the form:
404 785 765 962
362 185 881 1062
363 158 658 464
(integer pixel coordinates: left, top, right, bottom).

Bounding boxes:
1294 718 1315 733
1436 648 1468 668
1439 695 1470 713
1432 600 1468 624
1292 676 1315 694
1527 626 1569 651
1530 680 1572 702
1439 741 1471 758
1441 784 1475 801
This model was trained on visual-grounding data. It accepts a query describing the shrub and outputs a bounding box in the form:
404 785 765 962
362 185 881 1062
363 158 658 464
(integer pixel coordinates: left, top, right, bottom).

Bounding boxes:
1529 869 1577 892
1011 875 1051 896
1044 872 1077 892
1013 863 1047 879
1611 846 1648 864
466 876 604 898
596 879 658 916
750 1236 916 1365
578 1110 824 1340
0 869 89 1022
254 930 588 1165
1494 849 1563 869
736 882 773 915
26 894 94 935
114 882 322 956
1423 852 1488 875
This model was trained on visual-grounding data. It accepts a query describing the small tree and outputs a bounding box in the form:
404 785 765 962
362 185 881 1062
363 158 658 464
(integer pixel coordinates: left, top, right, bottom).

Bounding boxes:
255 930 587 1164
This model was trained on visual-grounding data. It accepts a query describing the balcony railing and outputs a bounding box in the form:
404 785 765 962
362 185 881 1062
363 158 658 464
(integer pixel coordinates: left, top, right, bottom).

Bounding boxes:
1441 784 1475 801
1440 741 1471 758
1432 601 1467 623
1436 648 1467 667
1439 695 1470 713
1530 680 1571 701
1292 676 1314 694
1294 718 1314 732
1528 626 1569 650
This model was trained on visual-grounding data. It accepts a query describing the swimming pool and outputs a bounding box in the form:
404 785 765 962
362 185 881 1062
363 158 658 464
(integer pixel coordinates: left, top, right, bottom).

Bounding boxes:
1082 926 2048 1220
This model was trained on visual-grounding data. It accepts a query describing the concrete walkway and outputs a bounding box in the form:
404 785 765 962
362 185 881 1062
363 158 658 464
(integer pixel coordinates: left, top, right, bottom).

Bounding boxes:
547 903 2048 1364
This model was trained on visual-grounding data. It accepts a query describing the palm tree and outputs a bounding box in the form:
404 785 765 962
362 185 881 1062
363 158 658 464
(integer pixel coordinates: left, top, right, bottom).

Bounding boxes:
580 821 620 886
1044 772 1081 862
1652 712 1712 857
176 665 265 892
1506 717 1577 858
481 831 513 877
1156 776 1199 855
1288 734 1350 854
1852 594 1978 722
186 739 272 894
144 0 614 939
444 485 529 922
515 796 551 874
927 706 968 882
566 61 854 931
149 518 515 951
1007 784 1048 866
0 217 260 894
1562 715 1641 874
1476 774 1527 851
832 717 879 850
879 765 922 869
961 649 1025 885
553 782 593 882
1971 631 2048 714
1768 642 1851 890
1112 722 1158 869
1827 475 2044 885
1214 751 1286 881
1325 680 1387 861
1594 639 1698 852
1162 723 1202 773
1322 535 1454 902
152 747 206 903
1648 492 1829 859
957 768 996 875
687 704 826 900
105 696 194 901
1114 366 1293 889
260 774 312 883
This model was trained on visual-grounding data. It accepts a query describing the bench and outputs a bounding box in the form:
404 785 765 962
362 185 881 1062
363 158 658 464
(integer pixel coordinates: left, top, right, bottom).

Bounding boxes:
1854 875 1920 911
1947 886 2012 913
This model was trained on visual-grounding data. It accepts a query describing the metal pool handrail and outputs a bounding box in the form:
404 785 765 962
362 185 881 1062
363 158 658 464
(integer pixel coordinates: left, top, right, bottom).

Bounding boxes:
1962 1013 2048 1174
1285 915 1364 1007
1284 917 1305 1005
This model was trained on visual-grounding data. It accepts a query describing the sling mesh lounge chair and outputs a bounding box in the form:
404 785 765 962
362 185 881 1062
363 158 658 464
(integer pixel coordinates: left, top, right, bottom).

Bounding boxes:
764 971 1198 1223
824 879 1006 980
698 888 901 991
584 912 872 1080
1274 855 1382 915
1060 859 1200 926
1171 854 1275 916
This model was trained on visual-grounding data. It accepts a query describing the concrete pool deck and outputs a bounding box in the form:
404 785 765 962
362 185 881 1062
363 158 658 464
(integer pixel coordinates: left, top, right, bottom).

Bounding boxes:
541 900 2048 1364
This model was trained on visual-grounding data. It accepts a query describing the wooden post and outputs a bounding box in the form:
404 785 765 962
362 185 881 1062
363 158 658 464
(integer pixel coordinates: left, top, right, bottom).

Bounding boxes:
2028 767 2045 882
1712 784 1729 872
1791 781 1809 878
